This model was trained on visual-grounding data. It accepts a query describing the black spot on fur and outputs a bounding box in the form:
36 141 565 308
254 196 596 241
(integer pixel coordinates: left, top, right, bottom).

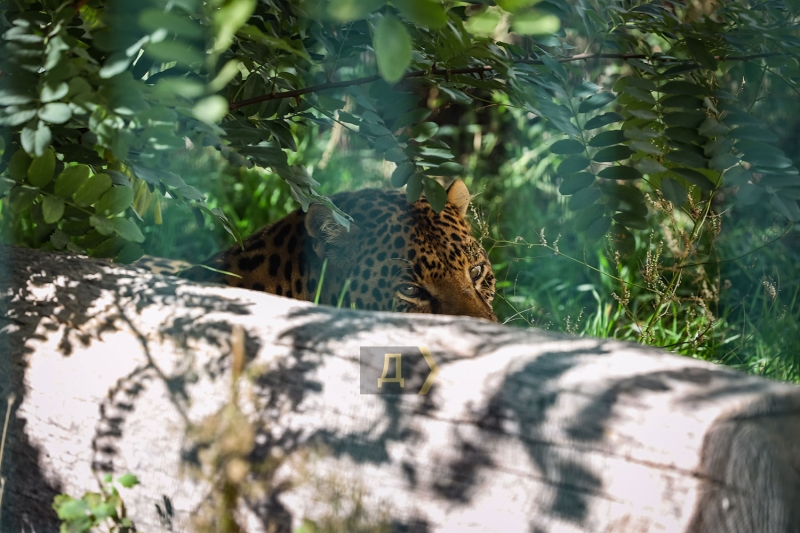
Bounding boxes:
273 223 292 247
268 254 280 276
252 282 265 292
238 254 266 271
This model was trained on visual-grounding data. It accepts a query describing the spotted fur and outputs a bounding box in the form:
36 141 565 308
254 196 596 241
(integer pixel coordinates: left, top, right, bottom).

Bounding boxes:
136 180 496 321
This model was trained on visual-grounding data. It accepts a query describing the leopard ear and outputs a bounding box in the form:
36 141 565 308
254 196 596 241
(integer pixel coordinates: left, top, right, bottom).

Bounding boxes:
446 179 471 217
304 204 359 259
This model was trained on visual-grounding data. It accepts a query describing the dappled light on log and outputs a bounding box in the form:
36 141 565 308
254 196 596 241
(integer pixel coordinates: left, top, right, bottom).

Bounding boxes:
1 245 799 532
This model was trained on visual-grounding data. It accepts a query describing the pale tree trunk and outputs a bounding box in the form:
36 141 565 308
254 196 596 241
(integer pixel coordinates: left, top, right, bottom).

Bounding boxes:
1 245 799 533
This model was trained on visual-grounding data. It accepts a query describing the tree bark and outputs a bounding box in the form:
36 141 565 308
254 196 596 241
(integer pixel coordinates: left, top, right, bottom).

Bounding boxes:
1 245 799 533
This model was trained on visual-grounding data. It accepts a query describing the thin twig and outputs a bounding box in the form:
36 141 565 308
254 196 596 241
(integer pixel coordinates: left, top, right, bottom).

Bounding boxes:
229 52 781 110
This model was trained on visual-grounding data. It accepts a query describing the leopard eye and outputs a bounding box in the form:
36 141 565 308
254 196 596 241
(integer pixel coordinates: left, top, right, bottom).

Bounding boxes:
469 264 483 281
398 284 420 298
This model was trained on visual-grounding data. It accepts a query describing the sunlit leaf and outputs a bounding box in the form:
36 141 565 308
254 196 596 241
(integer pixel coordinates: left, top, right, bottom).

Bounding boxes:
42 196 65 224
374 15 412 84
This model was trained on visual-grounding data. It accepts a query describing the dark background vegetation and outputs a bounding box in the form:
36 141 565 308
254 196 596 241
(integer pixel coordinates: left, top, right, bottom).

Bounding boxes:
1 0 799 383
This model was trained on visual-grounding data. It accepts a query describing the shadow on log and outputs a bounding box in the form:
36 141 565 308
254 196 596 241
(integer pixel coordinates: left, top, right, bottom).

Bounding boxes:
1 245 799 532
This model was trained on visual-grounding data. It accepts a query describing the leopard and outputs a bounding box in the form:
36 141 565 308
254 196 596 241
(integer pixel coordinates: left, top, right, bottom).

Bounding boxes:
134 179 497 321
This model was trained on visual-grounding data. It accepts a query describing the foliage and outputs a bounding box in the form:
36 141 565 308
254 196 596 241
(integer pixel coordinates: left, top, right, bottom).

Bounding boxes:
2 0 800 380
52 473 140 533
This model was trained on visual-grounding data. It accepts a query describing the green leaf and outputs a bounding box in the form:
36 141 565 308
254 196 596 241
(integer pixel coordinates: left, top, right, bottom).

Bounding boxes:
96 187 134 217
394 0 447 29
40 81 69 103
27 148 56 187
8 149 32 182
588 130 626 147
317 95 346 112
728 126 778 143
146 40 205 67
423 177 447 212
613 211 648 230
558 156 590 175
90 215 115 235
737 183 764 205
586 216 612 241
42 196 65 224
686 38 717 71
112 218 145 243
665 150 707 168
723 165 752 186
391 162 415 187
568 186 601 210
550 139 584 154
593 145 633 162
665 127 705 145
709 153 739 172
328 0 386 20
373 135 397 153
661 177 688 206
465 9 501 35
55 165 91 198
53 495 90 520
598 166 642 180
663 112 705 129
406 172 423 202
770 194 800 221
635 159 667 175
0 177 15 197
384 146 407 163
115 243 145 264
193 96 228 123
622 86 655 105
428 162 464 176
735 140 784 158
38 103 72 124
578 92 616 113
411 122 438 142
374 15 412 84
671 168 716 191
74 173 113 206
139 9 204 39
99 51 134 79
624 127 660 141
659 81 706 96
117 473 140 488
21 120 52 158
512 12 561 35
9 186 39 214
573 81 602 98
559 172 594 195
630 141 662 155
534 99 578 135
660 95 703 110
392 108 432 130
627 109 658 120
611 224 635 256
50 228 70 249
574 203 604 231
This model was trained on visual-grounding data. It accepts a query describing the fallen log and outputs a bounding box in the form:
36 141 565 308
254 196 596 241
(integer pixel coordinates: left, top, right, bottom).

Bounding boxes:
1 244 799 532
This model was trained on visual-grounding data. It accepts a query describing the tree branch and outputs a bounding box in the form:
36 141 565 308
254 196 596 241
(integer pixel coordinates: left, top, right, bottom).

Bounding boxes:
228 52 780 111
